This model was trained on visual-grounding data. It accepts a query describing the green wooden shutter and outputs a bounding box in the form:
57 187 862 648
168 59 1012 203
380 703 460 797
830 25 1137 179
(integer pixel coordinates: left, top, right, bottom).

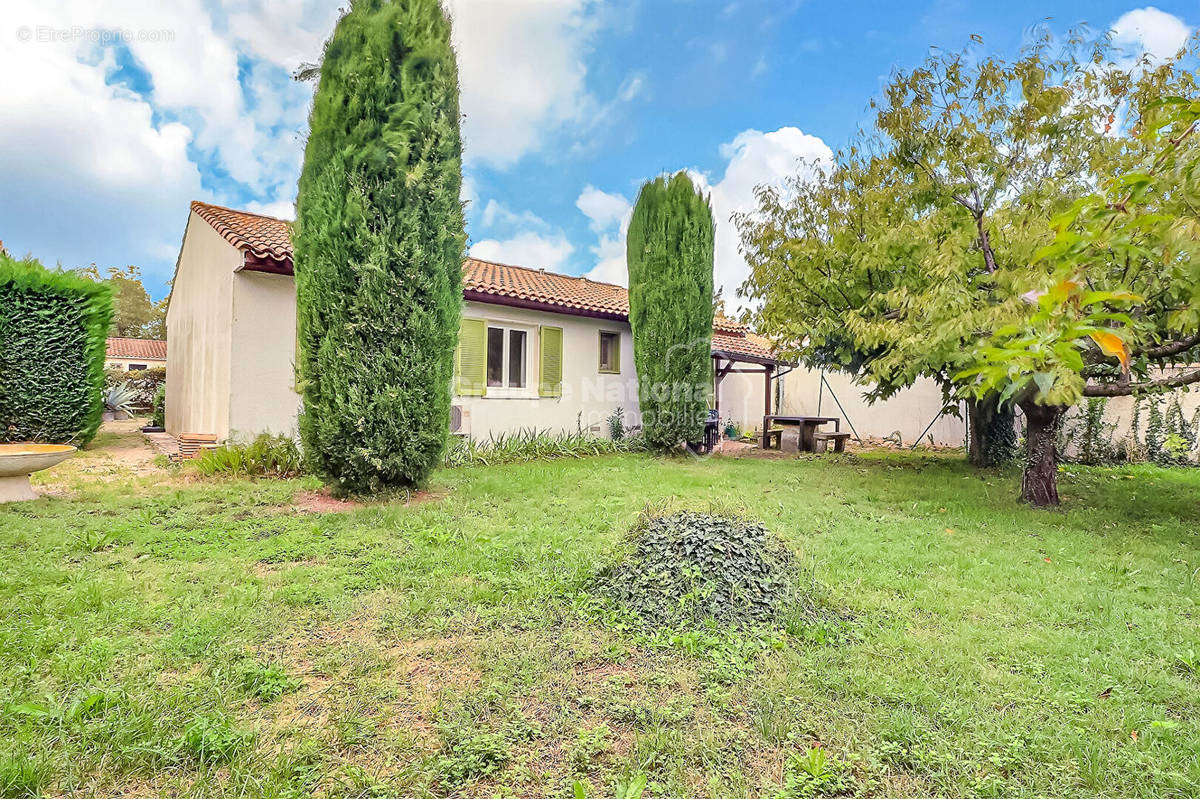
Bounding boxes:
539 326 563 397
456 318 486 396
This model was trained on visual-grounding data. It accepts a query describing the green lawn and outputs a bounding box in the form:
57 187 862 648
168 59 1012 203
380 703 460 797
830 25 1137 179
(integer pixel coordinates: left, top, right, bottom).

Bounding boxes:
2 428 1198 798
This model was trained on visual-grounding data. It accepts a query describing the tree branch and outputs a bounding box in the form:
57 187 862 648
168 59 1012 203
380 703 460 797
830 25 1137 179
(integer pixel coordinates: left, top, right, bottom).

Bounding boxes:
1137 332 1200 360
1084 367 1200 397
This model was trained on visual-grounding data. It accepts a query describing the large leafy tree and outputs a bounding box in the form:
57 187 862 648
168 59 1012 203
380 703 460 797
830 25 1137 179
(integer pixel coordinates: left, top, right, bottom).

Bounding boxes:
739 33 1200 497
78 265 166 339
627 172 715 452
960 93 1200 505
294 0 465 495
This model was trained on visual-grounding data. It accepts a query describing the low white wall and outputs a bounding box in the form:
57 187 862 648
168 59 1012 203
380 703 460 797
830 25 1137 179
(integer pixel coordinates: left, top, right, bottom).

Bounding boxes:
780 367 966 446
1061 376 1200 458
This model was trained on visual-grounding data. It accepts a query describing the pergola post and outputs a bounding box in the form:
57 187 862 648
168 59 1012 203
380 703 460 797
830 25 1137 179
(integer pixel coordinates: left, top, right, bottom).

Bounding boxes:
764 363 774 417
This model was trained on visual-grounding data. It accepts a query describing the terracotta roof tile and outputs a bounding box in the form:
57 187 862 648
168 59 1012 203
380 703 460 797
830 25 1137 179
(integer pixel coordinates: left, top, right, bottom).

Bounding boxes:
191 201 292 264
711 330 775 362
463 257 630 318
107 337 167 360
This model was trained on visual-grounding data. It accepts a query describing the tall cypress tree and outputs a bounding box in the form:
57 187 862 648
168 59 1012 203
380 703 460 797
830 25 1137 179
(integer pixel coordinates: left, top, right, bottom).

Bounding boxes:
294 0 464 495
626 172 715 451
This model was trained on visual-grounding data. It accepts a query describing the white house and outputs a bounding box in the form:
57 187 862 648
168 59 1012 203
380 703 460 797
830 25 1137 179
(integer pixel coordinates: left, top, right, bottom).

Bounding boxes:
166 202 785 442
105 337 167 372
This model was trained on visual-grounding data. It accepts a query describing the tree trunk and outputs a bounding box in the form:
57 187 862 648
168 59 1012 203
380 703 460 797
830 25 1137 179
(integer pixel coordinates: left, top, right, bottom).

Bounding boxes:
966 395 1017 467
1019 401 1066 507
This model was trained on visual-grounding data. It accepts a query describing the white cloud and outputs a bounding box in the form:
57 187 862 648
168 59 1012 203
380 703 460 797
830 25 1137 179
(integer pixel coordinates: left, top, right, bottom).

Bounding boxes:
576 186 633 232
481 199 547 231
0 12 203 286
245 198 296 220
578 127 832 304
0 0 332 289
618 72 647 103
1111 7 1192 62
584 232 629 286
576 185 633 285
445 0 598 168
471 231 575 272
219 0 341 69
705 127 832 306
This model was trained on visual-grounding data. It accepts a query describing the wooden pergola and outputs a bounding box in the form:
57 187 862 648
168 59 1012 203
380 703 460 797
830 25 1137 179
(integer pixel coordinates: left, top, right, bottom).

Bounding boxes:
711 346 795 422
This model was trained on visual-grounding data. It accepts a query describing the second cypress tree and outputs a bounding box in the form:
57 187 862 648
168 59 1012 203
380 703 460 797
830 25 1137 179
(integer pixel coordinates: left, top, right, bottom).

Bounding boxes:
294 0 465 495
626 172 715 451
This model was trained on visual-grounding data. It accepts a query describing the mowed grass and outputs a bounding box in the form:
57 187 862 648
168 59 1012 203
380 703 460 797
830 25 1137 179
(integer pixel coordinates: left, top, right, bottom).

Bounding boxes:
1 427 1198 798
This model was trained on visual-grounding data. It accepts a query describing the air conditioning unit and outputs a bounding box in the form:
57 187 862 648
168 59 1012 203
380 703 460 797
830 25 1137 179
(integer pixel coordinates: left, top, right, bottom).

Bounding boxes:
450 404 470 436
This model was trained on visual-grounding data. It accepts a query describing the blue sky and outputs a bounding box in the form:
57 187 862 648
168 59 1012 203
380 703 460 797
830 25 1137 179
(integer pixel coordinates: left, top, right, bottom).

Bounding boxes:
0 1 1195 305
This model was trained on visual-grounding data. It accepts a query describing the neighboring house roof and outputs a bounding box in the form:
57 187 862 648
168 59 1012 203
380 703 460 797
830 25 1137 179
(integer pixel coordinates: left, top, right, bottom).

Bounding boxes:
107 337 167 360
185 201 785 364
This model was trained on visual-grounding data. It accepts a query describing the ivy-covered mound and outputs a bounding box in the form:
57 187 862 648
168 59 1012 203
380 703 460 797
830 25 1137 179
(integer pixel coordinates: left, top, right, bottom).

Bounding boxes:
0 254 113 445
594 510 805 629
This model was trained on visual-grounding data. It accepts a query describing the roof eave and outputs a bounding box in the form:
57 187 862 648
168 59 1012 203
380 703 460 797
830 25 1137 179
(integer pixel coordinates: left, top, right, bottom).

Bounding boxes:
463 289 628 321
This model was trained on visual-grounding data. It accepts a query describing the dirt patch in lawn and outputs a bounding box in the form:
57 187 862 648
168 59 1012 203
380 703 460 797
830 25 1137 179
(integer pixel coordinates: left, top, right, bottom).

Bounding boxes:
289 487 444 514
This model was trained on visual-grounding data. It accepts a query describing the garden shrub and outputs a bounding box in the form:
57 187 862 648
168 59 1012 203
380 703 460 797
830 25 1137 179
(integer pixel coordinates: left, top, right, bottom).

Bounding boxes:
0 254 112 445
193 434 304 478
626 172 715 451
443 428 644 467
294 0 465 495
151 384 166 428
593 509 806 629
123 366 166 409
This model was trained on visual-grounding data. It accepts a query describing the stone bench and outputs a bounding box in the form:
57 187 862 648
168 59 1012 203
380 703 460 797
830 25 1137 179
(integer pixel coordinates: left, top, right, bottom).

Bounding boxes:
813 431 851 454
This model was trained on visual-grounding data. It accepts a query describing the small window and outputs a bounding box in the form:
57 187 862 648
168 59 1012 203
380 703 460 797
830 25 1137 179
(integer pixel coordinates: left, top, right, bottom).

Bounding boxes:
599 331 620 374
128 363 148 371
486 328 505 387
508 330 527 387
486 325 529 389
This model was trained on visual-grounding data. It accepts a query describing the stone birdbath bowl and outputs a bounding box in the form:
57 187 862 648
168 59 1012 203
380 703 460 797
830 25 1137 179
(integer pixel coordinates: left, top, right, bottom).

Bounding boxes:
0 443 77 503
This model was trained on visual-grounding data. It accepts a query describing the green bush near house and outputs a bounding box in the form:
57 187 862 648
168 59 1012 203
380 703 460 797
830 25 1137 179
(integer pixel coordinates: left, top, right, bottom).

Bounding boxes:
193 434 304 479
124 366 166 409
151 384 166 428
0 253 112 445
294 0 465 496
626 172 715 452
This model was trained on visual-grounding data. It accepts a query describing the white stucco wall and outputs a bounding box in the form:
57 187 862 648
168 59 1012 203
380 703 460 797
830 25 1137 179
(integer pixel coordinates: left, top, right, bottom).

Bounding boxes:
714 369 769 432
165 211 238 438
228 270 302 441
455 301 642 439
781 367 966 446
106 357 166 371
1060 374 1200 458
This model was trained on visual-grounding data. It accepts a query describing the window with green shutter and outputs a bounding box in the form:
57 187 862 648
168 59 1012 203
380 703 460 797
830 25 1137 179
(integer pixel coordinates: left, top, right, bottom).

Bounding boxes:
539 325 563 397
455 317 486 396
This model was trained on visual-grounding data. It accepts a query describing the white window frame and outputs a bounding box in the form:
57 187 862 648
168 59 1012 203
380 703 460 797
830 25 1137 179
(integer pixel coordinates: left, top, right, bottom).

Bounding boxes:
484 321 537 399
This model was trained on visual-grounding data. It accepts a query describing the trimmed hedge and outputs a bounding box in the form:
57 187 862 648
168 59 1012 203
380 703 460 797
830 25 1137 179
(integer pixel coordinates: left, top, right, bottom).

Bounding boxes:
294 0 465 495
0 254 113 445
626 172 715 451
